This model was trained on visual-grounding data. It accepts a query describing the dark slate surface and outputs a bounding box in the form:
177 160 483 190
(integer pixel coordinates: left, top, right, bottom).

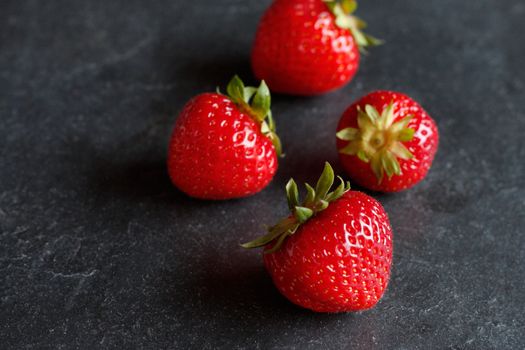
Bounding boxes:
1 0 524 348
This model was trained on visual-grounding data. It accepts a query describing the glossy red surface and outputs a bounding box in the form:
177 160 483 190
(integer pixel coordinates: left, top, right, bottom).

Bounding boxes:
336 91 439 192
167 93 278 199
264 191 393 312
252 0 359 95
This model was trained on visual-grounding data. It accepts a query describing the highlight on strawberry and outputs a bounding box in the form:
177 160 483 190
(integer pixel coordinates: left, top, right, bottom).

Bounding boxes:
243 162 393 312
251 0 382 96
167 76 282 200
336 90 439 192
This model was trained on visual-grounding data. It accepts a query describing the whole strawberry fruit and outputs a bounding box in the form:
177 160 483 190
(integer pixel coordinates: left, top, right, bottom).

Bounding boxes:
336 90 439 192
167 76 282 199
243 163 393 312
251 0 381 96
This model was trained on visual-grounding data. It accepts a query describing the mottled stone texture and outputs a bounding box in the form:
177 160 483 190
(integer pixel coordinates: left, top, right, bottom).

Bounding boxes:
0 0 524 349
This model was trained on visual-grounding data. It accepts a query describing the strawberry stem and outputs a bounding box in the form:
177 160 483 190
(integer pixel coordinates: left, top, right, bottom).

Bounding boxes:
336 102 416 183
241 162 351 253
323 0 383 53
224 75 283 157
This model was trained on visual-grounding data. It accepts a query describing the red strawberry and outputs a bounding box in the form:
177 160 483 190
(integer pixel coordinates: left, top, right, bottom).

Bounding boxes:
167 76 282 199
336 90 439 192
251 0 381 96
243 163 393 312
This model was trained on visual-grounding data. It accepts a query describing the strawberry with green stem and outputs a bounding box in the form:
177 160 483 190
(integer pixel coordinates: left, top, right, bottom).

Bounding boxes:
243 162 393 312
251 0 382 96
336 90 439 192
167 76 282 199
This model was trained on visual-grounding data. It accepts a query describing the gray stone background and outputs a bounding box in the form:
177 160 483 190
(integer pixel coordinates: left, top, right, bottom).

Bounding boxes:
1 0 524 349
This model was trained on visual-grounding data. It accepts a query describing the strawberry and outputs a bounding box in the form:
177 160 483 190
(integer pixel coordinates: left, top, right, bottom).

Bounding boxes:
251 0 381 96
167 76 282 199
336 90 439 192
243 163 393 312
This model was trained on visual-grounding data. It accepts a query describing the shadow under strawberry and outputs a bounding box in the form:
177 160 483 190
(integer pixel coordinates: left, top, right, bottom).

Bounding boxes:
88 156 226 209
94 159 176 199
157 256 351 333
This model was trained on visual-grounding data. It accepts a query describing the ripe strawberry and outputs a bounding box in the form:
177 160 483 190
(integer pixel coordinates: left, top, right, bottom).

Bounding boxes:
336 90 439 192
167 76 282 199
243 163 393 312
251 0 381 96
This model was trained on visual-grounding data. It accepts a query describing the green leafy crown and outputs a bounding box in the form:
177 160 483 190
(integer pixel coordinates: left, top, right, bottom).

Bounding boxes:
242 162 350 254
323 0 383 52
223 75 282 156
336 102 416 183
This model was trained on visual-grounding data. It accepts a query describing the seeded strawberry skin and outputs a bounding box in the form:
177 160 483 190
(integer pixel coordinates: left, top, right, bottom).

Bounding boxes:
252 0 360 95
263 190 393 312
336 91 439 192
167 93 278 199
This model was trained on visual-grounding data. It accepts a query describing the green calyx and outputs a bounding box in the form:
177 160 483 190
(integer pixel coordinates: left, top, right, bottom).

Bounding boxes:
323 0 383 53
336 102 416 183
224 75 282 157
241 162 350 254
